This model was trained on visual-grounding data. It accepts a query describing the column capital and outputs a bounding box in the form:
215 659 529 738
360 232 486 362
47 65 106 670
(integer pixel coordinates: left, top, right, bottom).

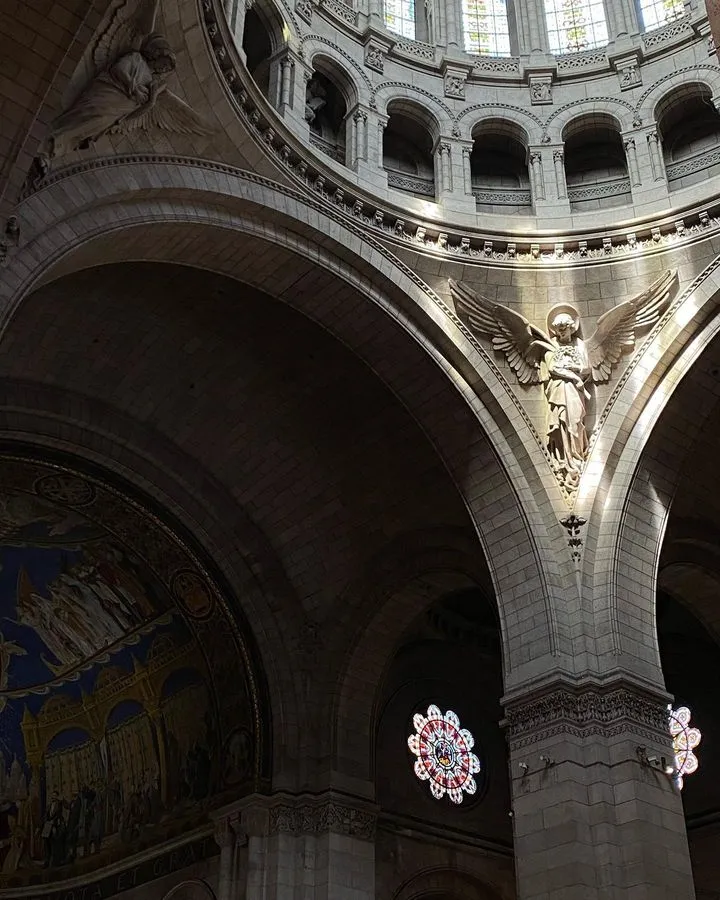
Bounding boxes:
224 791 379 842
503 676 673 750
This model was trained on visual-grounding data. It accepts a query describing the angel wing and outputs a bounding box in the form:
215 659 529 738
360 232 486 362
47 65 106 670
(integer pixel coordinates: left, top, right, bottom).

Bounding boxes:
94 0 160 69
585 269 678 383
62 0 160 112
120 90 214 136
449 279 555 384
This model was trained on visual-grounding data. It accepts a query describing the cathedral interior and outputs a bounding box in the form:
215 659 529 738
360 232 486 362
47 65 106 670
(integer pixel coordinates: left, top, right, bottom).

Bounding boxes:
2 0 720 897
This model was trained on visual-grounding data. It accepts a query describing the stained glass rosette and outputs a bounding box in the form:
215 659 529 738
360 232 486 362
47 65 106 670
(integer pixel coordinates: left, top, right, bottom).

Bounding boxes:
407 705 481 803
668 706 701 790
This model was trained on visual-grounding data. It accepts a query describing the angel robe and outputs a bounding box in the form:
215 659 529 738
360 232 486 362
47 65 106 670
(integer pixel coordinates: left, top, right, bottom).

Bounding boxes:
50 51 155 157
542 339 590 475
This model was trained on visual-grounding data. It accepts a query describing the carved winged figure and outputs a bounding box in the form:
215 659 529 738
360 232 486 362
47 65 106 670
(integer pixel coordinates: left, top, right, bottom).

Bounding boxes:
42 0 212 162
449 270 678 487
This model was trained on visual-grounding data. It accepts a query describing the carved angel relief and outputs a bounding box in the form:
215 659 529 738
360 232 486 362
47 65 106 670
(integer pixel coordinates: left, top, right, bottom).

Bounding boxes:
38 0 212 168
449 270 678 490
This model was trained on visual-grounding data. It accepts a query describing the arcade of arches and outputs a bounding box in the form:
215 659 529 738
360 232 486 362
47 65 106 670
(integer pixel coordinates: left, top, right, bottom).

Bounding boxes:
3 0 720 897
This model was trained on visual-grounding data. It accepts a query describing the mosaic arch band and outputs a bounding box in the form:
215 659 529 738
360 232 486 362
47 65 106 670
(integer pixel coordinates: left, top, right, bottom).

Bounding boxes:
0 454 264 891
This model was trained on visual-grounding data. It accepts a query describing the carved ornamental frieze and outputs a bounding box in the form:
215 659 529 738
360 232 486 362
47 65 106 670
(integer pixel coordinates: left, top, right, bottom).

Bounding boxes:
504 684 672 750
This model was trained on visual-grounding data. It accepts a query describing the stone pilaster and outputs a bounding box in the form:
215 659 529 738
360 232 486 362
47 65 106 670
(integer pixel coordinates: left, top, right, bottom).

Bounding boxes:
231 793 377 900
505 679 695 900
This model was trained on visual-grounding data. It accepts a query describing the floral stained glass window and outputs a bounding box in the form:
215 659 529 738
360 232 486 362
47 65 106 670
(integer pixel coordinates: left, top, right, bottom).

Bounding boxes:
463 0 512 56
408 705 481 803
669 706 701 790
385 0 416 39
638 0 685 31
544 0 608 53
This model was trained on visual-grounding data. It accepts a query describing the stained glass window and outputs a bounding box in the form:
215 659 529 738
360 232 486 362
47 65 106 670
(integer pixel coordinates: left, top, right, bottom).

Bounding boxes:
638 0 685 31
385 0 416 39
669 705 701 790
463 0 512 56
544 0 608 53
408 705 481 803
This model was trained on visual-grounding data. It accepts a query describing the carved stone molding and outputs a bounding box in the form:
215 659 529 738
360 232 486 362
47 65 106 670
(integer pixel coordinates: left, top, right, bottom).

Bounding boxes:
269 798 377 841
504 682 671 749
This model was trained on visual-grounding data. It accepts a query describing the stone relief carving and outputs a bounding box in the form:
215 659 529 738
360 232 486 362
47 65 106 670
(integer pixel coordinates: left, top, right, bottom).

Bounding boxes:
364 43 385 73
449 271 678 489
36 0 212 169
617 61 642 90
529 76 552 105
444 74 466 99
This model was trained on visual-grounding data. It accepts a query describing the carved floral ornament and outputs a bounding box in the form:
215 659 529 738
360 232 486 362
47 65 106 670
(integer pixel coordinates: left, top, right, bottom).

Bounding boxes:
449 271 678 490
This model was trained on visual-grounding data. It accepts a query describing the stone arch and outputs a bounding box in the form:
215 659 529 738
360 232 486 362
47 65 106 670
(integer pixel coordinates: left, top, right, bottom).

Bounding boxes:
636 66 720 125
459 105 540 144
393 866 504 900
6 159 566 683
0 382 291 784
333 533 491 779
544 97 635 141
585 258 720 682
303 37 372 95
374 87 452 138
163 879 217 900
246 0 290 54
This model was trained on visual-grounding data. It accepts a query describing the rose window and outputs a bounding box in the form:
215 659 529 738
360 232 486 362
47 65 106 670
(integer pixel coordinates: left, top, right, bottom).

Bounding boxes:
669 706 701 790
408 705 481 803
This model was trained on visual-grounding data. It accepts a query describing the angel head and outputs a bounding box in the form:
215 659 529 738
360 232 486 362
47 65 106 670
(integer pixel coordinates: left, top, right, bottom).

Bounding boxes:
548 306 581 345
140 33 176 74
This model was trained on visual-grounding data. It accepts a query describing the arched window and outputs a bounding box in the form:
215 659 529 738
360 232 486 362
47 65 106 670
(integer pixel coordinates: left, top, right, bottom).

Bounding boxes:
462 0 512 55
638 0 685 31
544 0 608 53
385 0 416 38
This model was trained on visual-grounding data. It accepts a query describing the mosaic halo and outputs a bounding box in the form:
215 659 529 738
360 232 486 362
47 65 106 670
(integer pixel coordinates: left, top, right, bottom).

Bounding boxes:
668 705 701 790
407 705 481 804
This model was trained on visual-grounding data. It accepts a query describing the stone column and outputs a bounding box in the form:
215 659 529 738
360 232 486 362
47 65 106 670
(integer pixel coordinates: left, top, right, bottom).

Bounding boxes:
516 0 550 54
647 129 667 184
212 812 247 900
623 135 642 187
444 0 461 48
434 141 453 196
528 149 546 202
367 0 383 28
462 142 474 196
552 148 567 199
605 0 640 39
505 679 696 900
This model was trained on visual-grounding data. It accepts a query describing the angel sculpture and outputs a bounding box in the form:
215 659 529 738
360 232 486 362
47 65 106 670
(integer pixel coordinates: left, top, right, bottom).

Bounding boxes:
449 270 678 488
39 0 212 164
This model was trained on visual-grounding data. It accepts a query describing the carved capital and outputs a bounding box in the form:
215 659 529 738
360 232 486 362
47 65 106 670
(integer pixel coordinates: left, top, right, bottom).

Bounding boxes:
504 682 672 751
269 799 377 841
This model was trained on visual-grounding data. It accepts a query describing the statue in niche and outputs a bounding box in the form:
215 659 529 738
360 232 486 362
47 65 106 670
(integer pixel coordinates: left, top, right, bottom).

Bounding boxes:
449 270 678 489
36 0 211 168
304 77 327 126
